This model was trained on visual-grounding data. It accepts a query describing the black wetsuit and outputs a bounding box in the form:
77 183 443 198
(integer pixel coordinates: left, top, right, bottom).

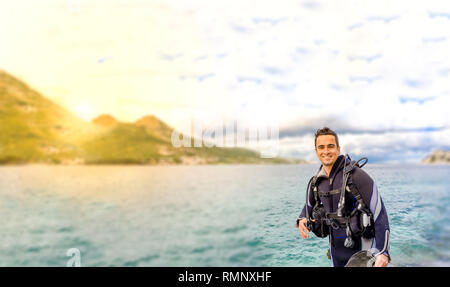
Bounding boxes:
298 155 391 267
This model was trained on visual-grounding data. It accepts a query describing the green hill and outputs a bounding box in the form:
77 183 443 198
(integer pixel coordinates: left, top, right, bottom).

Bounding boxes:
81 114 301 165
0 70 305 165
0 70 91 164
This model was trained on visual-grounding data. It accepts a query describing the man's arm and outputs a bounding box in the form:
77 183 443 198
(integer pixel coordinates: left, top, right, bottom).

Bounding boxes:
352 168 391 262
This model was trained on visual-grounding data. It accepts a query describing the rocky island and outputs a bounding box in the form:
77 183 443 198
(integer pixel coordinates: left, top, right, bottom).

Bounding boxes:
422 150 450 164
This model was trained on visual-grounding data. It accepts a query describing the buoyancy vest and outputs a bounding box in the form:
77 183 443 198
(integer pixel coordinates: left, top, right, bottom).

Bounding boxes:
305 155 375 248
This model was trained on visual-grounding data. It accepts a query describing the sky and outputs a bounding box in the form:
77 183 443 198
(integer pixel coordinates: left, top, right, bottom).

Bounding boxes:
0 0 449 162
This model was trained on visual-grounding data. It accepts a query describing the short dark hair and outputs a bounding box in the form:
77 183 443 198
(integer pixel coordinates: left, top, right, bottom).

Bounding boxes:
315 127 339 148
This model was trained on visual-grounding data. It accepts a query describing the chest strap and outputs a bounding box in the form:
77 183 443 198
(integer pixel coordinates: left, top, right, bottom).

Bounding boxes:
318 188 344 198
324 212 351 229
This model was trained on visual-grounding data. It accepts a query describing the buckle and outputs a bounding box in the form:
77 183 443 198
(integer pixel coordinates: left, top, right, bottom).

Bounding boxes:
329 220 340 230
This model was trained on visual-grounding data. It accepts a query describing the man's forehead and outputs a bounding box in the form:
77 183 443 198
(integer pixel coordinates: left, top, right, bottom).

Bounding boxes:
316 135 336 144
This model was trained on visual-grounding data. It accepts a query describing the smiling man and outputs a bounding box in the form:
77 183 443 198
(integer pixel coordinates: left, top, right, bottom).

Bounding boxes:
296 127 391 267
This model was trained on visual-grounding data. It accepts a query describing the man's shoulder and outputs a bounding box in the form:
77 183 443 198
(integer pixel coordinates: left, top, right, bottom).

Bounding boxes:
350 165 374 185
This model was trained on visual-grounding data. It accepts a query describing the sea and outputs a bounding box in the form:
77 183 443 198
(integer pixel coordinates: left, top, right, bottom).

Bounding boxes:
0 164 448 267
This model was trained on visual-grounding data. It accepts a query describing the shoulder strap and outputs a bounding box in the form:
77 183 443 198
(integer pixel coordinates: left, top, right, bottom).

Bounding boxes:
305 176 317 223
338 155 367 216
311 176 319 207
347 179 366 209
346 164 371 211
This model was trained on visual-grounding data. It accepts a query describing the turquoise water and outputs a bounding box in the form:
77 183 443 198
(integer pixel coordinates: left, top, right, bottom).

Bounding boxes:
0 164 448 266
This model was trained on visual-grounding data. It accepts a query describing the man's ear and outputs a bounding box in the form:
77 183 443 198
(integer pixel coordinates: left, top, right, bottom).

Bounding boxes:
337 146 341 153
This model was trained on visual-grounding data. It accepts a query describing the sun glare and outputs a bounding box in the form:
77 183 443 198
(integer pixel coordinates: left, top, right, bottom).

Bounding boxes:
73 103 96 121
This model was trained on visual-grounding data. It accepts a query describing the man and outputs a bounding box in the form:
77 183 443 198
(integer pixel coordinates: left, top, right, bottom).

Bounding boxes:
297 127 391 267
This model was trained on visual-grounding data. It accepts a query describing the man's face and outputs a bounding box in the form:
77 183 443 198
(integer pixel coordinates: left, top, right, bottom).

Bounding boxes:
315 135 341 167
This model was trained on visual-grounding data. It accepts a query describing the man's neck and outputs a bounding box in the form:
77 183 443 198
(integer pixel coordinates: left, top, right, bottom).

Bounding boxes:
323 165 333 177
323 157 340 177
320 155 343 178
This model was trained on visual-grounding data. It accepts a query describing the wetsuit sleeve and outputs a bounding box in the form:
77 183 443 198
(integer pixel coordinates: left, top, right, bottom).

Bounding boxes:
352 168 391 261
296 178 316 227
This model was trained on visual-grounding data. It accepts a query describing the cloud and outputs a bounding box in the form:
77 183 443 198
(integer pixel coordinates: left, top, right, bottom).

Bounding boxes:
403 78 429 88
366 15 400 23
279 118 448 139
236 76 264 85
338 129 450 163
263 66 285 75
429 12 450 19
348 23 364 31
399 96 437 105
197 73 215 81
159 52 183 61
295 47 310 54
439 68 450 77
277 128 450 163
348 75 382 84
348 54 383 63
252 17 288 25
97 56 112 64
230 23 251 33
180 73 215 82
216 53 228 58
329 83 345 91
278 116 352 138
194 55 209 61
314 39 325 46
273 83 296 92
422 36 447 43
301 1 321 10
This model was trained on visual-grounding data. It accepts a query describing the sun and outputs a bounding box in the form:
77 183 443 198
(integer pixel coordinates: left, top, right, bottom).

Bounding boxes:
73 103 96 121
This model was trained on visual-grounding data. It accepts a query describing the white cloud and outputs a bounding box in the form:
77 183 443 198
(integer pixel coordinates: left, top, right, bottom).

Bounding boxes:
276 128 450 163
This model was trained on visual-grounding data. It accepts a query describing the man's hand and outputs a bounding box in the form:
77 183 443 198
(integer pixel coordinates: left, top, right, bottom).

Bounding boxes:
298 218 313 239
373 254 389 267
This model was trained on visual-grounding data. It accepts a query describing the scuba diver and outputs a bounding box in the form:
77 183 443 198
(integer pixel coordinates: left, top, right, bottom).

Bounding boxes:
296 127 391 267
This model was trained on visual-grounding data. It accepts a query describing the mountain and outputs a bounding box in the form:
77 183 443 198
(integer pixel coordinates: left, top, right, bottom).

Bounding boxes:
422 150 450 164
0 70 91 164
81 117 172 164
0 70 305 165
83 114 303 165
92 114 117 127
